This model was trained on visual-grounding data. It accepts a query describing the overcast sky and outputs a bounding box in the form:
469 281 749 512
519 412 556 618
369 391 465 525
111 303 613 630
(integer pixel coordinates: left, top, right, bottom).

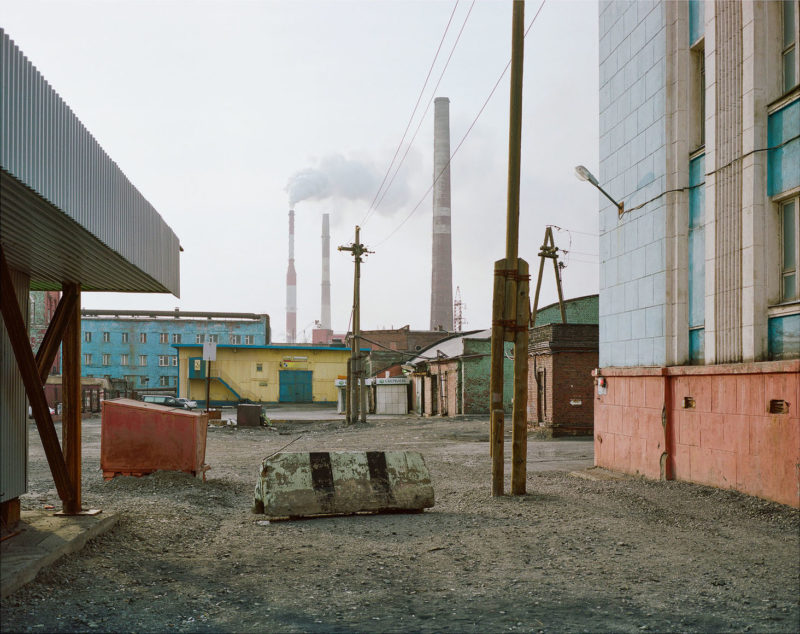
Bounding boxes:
2 0 599 341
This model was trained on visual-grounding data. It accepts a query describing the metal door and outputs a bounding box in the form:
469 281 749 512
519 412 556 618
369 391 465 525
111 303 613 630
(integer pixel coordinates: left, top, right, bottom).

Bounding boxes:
279 370 313 403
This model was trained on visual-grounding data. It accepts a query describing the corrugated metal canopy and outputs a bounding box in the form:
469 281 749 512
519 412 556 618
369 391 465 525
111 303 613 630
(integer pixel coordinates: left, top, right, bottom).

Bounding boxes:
0 29 180 294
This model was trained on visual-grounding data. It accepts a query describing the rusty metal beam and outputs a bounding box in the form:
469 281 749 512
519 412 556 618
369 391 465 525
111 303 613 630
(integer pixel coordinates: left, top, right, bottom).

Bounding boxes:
34 286 77 382
0 246 74 503
61 282 83 513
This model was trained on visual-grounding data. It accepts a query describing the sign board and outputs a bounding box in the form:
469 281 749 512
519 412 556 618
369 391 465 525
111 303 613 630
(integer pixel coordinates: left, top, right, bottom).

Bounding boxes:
202 342 217 361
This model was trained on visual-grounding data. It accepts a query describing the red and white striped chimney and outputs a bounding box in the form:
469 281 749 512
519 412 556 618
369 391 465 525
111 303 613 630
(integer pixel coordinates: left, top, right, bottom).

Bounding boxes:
286 209 297 343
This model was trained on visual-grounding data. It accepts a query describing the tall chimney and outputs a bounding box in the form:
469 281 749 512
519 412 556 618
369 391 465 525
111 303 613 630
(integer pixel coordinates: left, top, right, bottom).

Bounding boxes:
286 209 297 343
321 213 331 330
430 96 453 331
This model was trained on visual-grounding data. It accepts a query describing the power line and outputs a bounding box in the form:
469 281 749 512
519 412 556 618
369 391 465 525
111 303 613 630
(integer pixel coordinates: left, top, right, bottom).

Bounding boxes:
360 0 461 226
367 0 477 222
550 225 598 237
374 0 548 248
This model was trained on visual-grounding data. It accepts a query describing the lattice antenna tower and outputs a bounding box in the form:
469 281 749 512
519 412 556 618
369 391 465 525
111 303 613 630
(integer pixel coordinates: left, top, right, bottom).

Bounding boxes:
453 285 466 332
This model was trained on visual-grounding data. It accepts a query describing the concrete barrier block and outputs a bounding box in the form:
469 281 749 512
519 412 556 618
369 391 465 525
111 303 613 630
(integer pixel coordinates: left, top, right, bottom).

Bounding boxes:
253 451 434 519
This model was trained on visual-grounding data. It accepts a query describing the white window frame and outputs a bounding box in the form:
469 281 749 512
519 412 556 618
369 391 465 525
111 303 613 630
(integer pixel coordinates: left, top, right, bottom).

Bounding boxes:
160 333 169 344
244 335 254 345
159 376 170 387
120 354 129 366
196 334 205 344
207 334 219 343
84 353 92 365
102 354 110 366
171 356 178 367
138 355 147 367
84 332 91 343
230 334 241 344
782 0 799 93
780 194 800 304
139 332 147 344
172 333 182 344
121 332 129 343
102 331 110 343
158 355 170 367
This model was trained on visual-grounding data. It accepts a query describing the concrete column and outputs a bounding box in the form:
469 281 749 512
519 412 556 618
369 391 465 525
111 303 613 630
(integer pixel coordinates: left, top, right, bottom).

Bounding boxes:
430 97 453 332
321 213 331 330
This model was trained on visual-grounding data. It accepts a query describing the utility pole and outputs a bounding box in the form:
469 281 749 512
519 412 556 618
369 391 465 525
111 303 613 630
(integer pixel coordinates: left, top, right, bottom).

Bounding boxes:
338 226 372 424
530 226 567 328
490 0 530 496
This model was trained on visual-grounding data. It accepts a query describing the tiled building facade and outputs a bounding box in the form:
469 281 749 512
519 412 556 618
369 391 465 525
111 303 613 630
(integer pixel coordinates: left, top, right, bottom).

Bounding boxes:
595 0 799 507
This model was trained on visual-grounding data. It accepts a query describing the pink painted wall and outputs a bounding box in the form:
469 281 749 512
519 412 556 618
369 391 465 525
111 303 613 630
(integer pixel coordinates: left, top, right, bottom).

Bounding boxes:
594 361 800 508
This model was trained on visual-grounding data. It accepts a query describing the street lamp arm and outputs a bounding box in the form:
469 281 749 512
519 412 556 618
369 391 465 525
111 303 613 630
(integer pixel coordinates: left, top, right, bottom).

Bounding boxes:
594 183 624 215
574 164 625 216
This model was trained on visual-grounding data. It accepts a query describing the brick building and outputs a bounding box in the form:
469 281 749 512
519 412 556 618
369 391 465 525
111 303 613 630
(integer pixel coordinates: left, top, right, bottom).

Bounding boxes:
406 330 514 416
528 324 599 437
360 325 457 378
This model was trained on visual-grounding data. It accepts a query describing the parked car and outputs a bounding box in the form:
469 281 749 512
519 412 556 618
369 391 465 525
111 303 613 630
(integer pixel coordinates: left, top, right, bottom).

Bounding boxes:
141 395 183 408
175 398 197 410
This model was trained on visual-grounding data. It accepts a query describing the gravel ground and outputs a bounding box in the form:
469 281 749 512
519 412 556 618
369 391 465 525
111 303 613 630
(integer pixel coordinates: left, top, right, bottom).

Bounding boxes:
1 411 798 633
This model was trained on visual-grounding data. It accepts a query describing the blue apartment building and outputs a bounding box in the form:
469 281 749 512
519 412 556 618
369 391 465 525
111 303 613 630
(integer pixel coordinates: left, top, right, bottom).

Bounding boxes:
80 310 270 391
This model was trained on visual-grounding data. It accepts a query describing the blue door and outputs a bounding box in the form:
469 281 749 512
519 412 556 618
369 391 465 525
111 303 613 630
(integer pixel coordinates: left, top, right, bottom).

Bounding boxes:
279 371 313 403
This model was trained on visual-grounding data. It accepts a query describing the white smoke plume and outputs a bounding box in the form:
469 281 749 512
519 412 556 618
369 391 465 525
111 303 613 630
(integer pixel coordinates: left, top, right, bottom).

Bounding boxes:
286 153 412 211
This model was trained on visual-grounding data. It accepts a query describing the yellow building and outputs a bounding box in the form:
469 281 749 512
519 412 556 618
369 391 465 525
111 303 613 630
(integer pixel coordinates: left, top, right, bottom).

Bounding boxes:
175 344 353 406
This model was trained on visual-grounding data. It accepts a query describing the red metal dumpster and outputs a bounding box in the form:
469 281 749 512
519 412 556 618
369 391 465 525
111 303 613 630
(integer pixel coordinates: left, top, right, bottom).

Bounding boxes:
101 398 209 480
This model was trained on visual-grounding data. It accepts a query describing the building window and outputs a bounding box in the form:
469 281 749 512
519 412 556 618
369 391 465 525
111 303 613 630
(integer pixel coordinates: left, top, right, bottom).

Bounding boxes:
139 376 149 386
171 356 178 366
102 331 110 343
172 333 182 344
121 332 129 343
244 335 254 345
207 334 218 343
783 0 797 92
160 333 169 344
84 353 92 365
139 333 147 344
102 354 110 366
256 363 263 372
688 153 706 364
158 355 170 367
230 334 241 344
782 197 799 302
84 332 91 343
138 355 147 367
159 376 170 387
120 353 129 366
688 0 704 46
196 334 205 344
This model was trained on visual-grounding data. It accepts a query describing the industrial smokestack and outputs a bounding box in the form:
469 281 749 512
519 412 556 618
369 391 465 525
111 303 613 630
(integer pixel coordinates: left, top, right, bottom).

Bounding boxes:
430 97 453 331
286 209 297 343
321 213 331 330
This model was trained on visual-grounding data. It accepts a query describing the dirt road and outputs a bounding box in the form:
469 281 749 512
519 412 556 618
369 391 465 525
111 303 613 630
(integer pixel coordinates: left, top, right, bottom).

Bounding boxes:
2 413 798 633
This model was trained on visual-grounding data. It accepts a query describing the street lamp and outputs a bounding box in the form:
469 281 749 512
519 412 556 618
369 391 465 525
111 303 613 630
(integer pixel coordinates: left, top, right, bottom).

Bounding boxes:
575 165 625 216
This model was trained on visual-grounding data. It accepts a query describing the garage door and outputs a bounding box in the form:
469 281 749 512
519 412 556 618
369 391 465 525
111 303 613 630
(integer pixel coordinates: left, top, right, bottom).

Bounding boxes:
279 370 313 403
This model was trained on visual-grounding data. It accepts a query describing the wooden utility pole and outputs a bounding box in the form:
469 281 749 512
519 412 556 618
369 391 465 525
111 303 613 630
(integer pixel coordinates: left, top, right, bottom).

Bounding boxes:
339 226 371 424
490 0 530 496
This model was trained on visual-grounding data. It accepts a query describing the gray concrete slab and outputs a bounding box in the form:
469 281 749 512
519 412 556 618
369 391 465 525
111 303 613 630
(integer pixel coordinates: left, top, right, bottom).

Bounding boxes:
1 510 118 599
